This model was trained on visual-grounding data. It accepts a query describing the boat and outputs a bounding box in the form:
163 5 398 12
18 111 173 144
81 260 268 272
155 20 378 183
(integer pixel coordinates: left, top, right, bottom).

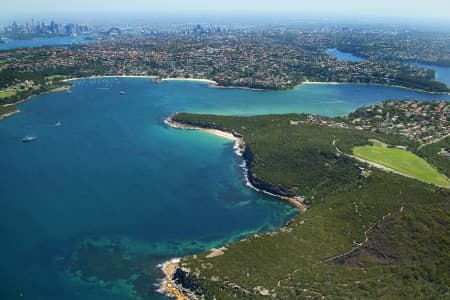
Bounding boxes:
120 91 125 95
22 136 37 143
54 122 61 127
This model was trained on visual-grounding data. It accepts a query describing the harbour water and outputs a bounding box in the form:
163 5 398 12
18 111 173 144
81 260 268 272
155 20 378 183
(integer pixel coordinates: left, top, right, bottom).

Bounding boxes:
0 78 449 300
411 62 450 87
326 48 450 87
0 35 94 50
325 48 366 62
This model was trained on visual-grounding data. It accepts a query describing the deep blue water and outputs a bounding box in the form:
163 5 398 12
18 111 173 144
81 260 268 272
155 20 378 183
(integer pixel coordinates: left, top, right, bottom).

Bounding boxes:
0 78 449 300
325 48 366 63
0 36 93 50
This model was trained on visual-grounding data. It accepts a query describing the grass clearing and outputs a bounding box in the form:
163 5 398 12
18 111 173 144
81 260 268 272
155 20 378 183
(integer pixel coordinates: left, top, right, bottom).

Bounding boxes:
45 75 67 81
353 142 450 188
0 90 17 99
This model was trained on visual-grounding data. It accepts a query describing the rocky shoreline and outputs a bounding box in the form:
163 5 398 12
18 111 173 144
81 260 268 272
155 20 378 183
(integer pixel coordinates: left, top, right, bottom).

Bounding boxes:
158 258 199 300
161 116 308 299
164 117 307 211
0 109 20 120
0 84 71 120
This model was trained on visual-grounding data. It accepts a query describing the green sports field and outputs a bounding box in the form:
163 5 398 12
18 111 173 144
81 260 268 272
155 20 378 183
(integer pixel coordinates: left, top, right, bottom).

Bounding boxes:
353 143 450 188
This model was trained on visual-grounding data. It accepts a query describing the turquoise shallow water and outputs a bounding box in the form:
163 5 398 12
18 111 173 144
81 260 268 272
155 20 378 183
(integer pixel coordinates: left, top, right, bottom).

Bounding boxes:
0 78 449 300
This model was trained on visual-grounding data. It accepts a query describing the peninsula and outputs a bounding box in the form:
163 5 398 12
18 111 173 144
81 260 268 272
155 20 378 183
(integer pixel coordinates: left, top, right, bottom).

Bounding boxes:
161 103 449 299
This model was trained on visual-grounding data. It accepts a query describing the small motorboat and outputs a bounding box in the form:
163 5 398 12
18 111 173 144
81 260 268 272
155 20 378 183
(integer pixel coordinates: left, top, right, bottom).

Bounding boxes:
22 136 37 143
120 91 125 95
54 121 61 127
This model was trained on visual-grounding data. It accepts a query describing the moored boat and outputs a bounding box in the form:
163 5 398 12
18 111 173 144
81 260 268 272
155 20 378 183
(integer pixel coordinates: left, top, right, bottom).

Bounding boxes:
22 136 37 142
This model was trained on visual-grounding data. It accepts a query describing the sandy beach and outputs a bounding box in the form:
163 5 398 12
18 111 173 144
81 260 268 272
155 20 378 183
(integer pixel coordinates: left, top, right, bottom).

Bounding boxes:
64 75 265 91
164 117 240 143
63 75 218 87
63 75 216 85
211 85 265 91
302 81 342 85
62 75 158 82
61 75 447 95
160 78 218 85
301 81 450 94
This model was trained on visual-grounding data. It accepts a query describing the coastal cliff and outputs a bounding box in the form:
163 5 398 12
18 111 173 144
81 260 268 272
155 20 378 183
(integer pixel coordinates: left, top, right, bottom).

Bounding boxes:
165 116 307 210
242 146 293 198
173 267 205 299
160 259 203 300
161 116 313 299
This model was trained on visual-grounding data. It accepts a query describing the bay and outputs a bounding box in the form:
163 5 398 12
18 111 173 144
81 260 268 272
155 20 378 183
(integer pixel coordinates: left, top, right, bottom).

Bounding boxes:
0 35 94 50
325 48 450 88
325 48 366 62
411 62 450 87
0 78 449 300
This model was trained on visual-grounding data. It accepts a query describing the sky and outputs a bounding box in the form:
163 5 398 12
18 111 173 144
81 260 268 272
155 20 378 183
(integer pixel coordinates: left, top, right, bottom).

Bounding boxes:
1 0 450 22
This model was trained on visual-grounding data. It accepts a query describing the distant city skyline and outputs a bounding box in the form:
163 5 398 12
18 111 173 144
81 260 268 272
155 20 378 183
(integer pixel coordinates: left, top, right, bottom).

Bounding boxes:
1 0 450 23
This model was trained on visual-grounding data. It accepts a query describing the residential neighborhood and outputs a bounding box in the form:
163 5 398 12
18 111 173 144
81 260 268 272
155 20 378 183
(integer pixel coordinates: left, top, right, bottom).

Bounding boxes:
291 100 449 145
1 30 448 92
